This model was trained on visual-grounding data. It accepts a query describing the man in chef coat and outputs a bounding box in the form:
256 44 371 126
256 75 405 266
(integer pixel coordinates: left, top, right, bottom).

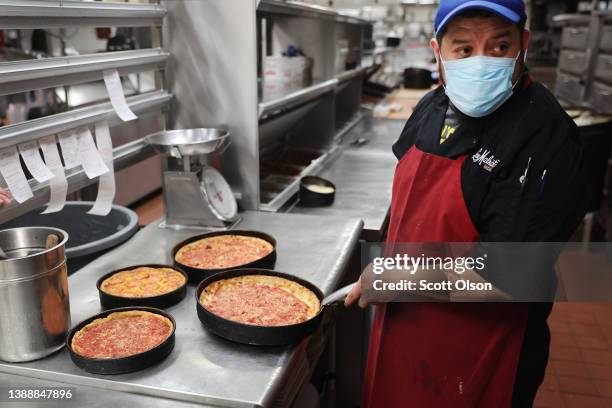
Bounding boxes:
346 0 591 407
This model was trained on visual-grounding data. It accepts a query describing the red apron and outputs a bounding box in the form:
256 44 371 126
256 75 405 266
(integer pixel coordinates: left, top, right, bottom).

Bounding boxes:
363 146 529 408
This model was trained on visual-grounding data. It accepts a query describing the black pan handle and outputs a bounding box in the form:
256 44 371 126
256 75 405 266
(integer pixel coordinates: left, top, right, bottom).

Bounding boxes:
322 282 356 306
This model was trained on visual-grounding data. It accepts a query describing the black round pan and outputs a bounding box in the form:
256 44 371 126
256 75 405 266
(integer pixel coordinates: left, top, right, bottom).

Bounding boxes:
66 307 176 375
172 230 277 283
299 175 336 207
195 268 354 346
96 264 188 309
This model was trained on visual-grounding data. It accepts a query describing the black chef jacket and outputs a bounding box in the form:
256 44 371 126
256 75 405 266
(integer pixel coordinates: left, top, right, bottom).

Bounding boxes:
391 77 592 406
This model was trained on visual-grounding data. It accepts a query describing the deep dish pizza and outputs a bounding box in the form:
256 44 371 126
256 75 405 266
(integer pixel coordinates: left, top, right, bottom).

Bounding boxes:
199 275 320 326
175 235 273 269
100 267 186 298
71 310 173 359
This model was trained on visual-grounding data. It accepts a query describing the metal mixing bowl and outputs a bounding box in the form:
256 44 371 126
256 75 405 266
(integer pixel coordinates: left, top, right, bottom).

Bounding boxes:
144 128 230 158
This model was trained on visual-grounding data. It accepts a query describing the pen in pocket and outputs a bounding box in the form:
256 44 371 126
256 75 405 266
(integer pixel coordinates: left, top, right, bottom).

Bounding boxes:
539 170 547 197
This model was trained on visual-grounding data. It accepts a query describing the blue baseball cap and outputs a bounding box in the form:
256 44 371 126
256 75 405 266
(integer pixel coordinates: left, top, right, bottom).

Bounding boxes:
435 0 526 36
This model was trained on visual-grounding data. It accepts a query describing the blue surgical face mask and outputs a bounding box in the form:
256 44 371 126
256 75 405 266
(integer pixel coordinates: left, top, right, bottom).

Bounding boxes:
440 52 521 118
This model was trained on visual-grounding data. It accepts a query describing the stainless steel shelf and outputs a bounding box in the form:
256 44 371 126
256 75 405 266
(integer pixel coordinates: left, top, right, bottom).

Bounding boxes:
259 145 341 212
258 0 335 18
0 0 166 29
552 13 592 25
258 78 338 120
335 66 368 83
0 90 172 150
0 138 156 223
363 47 393 56
0 49 169 96
257 0 370 25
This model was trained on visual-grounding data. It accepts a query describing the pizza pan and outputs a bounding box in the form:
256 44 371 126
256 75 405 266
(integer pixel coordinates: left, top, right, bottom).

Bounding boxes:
66 306 176 375
195 268 352 346
96 264 188 309
172 230 277 283
299 175 336 207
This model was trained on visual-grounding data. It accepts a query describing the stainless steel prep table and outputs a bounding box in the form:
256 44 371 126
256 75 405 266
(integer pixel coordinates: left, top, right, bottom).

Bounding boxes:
0 211 363 408
341 115 407 154
293 116 405 241
0 372 204 408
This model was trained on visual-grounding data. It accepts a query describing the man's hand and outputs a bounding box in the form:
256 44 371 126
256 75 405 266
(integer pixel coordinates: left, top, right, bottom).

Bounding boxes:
344 263 397 308
345 276 368 308
344 261 453 306
0 188 12 207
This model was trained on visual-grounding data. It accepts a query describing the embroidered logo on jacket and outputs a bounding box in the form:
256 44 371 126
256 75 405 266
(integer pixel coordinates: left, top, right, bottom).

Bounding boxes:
472 148 500 172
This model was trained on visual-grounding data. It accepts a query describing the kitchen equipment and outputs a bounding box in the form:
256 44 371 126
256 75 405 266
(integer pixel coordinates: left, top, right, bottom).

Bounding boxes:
299 175 336 207
572 112 612 212
144 128 238 229
145 128 230 158
172 230 277 283
386 36 401 47
3 202 139 274
66 306 175 374
195 268 354 346
0 227 70 362
403 68 433 89
97 264 188 309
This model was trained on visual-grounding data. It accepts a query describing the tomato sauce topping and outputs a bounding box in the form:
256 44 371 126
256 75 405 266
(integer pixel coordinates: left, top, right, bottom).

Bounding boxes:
205 282 312 326
73 314 172 359
176 236 273 269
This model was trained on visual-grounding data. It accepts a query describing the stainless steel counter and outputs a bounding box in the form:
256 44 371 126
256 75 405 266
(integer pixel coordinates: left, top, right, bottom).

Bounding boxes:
340 115 406 154
0 372 203 408
292 116 405 241
0 211 363 408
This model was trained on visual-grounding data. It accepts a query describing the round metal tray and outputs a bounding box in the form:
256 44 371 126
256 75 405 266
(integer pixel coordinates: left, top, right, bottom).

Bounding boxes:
144 128 230 157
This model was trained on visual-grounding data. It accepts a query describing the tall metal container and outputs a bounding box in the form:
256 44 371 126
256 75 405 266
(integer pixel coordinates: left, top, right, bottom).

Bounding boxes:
0 227 70 362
